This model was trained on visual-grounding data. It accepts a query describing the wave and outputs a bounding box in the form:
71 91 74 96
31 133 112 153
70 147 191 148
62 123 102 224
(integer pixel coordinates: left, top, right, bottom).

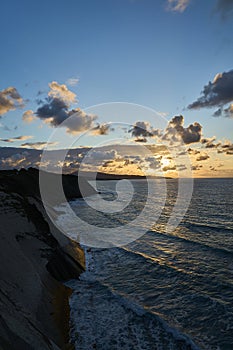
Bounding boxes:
147 228 233 257
119 245 233 301
67 277 201 350
120 245 201 278
183 220 233 233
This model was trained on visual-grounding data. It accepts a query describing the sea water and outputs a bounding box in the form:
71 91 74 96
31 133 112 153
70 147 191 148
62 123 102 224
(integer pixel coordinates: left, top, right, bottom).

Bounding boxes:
56 178 233 350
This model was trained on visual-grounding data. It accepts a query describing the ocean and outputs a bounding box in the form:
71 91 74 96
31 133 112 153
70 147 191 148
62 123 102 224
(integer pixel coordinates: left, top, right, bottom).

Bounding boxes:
56 178 233 350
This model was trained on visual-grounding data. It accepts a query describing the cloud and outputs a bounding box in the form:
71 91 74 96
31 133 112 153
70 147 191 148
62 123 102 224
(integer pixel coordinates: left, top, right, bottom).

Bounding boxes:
130 121 154 138
216 103 233 118
129 116 202 145
187 147 201 155
134 137 148 143
188 70 233 116
196 152 210 161
176 164 187 171
81 149 120 170
66 77 79 86
215 0 233 19
36 97 71 125
0 87 24 115
199 138 233 155
0 135 33 143
192 164 203 171
166 0 191 13
0 151 30 169
219 140 233 154
201 136 221 148
48 81 77 105
91 123 112 136
163 115 202 144
22 110 36 123
85 149 119 163
163 164 176 172
34 82 97 134
209 165 217 172
130 121 161 142
21 141 58 149
63 109 97 134
145 156 162 170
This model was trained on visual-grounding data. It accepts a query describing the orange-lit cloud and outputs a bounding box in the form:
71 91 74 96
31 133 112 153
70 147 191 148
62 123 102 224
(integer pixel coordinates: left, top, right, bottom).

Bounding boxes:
22 110 36 123
0 87 24 115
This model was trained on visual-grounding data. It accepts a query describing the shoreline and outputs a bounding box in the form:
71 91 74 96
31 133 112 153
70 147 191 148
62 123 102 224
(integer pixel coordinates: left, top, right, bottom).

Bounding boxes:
52 283 74 350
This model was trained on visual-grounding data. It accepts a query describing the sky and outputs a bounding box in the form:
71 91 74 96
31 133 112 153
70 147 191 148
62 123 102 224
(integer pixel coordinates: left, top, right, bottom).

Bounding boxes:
0 0 233 177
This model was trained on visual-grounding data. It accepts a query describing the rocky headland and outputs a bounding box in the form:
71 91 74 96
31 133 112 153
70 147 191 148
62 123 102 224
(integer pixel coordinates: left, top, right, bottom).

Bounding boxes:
0 168 94 350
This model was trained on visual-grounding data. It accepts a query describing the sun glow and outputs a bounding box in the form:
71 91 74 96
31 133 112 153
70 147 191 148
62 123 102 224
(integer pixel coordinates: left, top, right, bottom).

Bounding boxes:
161 158 171 167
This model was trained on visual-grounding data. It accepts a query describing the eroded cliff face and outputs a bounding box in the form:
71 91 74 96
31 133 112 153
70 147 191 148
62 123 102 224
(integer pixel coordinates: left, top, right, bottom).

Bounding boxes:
0 169 88 350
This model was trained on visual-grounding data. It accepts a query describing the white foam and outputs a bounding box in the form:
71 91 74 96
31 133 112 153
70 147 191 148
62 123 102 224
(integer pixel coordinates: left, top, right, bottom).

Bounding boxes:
66 246 200 350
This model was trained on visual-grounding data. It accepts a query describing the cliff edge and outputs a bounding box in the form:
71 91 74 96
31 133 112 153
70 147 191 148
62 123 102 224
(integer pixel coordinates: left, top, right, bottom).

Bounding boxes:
0 168 92 350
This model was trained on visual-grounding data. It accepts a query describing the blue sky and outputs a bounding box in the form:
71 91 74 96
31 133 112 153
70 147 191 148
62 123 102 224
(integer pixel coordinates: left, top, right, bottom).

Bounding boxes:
0 0 233 147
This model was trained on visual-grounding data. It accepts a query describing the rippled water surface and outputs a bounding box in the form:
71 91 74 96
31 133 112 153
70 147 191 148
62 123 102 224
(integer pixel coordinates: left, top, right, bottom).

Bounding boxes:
57 178 233 350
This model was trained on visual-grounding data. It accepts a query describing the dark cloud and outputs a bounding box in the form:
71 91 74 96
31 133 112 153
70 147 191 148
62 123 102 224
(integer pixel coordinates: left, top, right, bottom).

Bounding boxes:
134 137 148 143
91 123 112 135
0 135 33 143
130 121 154 138
215 103 233 118
36 100 97 134
215 0 233 19
102 160 114 168
187 148 201 155
219 141 233 154
223 103 233 117
21 142 58 149
84 149 119 167
188 70 233 116
163 165 176 172
213 108 222 117
163 115 202 144
192 164 203 171
209 165 217 171
34 82 97 134
196 153 210 161
129 116 201 145
145 156 162 170
0 87 24 115
62 109 97 134
36 97 71 126
176 164 187 171
201 137 221 148
201 137 215 144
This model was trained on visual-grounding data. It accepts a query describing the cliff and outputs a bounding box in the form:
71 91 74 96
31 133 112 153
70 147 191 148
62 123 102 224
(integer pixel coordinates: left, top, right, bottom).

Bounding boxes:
0 168 93 350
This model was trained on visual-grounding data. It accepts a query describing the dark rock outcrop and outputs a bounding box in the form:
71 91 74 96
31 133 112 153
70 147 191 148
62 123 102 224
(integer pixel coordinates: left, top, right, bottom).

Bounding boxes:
0 168 91 350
